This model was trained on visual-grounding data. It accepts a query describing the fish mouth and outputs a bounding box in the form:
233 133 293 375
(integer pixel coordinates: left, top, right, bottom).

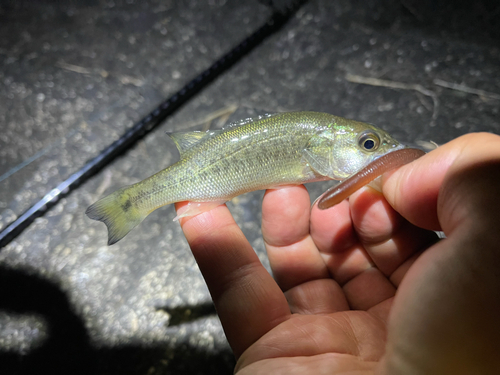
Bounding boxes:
371 142 409 162
402 140 439 152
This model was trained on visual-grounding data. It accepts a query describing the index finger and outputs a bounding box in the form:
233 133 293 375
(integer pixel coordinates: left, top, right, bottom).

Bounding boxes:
262 185 330 291
176 202 290 358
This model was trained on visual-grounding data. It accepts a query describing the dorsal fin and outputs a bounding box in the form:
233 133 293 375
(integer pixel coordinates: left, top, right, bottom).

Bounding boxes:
166 131 206 157
166 113 275 157
166 130 224 158
220 113 274 131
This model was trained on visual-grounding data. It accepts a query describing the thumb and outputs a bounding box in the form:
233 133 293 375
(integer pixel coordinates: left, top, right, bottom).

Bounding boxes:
381 132 500 233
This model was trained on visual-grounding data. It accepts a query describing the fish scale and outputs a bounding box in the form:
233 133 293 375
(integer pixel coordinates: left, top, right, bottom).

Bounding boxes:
86 111 404 245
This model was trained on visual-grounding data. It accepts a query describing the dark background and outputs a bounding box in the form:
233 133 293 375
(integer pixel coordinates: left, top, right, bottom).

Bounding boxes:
1 0 499 374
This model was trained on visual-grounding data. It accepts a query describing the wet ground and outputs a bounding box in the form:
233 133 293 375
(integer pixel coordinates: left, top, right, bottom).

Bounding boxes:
1 0 499 374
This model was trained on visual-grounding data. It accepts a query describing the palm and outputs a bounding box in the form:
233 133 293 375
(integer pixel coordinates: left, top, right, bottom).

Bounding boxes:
179 185 437 374
239 186 436 374
236 311 386 374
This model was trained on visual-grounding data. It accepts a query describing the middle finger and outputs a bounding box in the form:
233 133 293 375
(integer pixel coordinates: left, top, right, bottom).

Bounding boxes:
262 185 329 291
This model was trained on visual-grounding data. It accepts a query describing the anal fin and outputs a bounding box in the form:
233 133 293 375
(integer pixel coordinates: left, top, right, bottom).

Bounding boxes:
173 200 227 221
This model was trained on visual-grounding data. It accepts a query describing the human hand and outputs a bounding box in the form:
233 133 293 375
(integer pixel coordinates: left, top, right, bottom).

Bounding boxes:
176 133 500 374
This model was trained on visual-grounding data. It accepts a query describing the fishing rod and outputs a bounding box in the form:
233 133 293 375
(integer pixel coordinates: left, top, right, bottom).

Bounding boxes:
0 1 307 249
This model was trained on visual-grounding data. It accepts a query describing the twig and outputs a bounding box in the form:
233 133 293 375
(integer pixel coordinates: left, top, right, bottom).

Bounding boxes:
345 73 439 126
118 75 145 87
178 104 239 131
57 61 110 78
56 61 92 74
433 78 500 101
415 91 433 112
93 170 113 200
400 0 424 22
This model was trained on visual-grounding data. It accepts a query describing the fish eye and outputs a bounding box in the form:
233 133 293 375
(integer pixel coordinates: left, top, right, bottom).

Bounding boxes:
358 131 380 152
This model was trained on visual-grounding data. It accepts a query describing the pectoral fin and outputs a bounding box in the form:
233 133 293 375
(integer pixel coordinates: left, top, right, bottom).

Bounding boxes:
301 149 336 179
301 130 340 179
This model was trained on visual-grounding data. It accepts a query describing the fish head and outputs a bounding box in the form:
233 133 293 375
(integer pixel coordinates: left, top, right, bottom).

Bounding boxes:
327 121 405 179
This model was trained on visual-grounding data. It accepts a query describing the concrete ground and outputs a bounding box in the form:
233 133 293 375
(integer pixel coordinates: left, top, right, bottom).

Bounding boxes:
0 0 499 374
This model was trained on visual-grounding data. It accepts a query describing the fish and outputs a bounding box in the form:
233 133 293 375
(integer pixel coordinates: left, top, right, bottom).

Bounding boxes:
86 111 411 245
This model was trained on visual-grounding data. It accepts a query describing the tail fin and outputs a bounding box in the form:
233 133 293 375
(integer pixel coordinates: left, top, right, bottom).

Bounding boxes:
86 186 145 245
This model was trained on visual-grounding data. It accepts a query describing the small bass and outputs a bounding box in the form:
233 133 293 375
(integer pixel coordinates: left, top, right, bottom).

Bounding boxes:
86 111 407 245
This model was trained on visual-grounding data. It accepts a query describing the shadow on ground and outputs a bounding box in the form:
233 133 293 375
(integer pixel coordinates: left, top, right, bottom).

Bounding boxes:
0 266 234 375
